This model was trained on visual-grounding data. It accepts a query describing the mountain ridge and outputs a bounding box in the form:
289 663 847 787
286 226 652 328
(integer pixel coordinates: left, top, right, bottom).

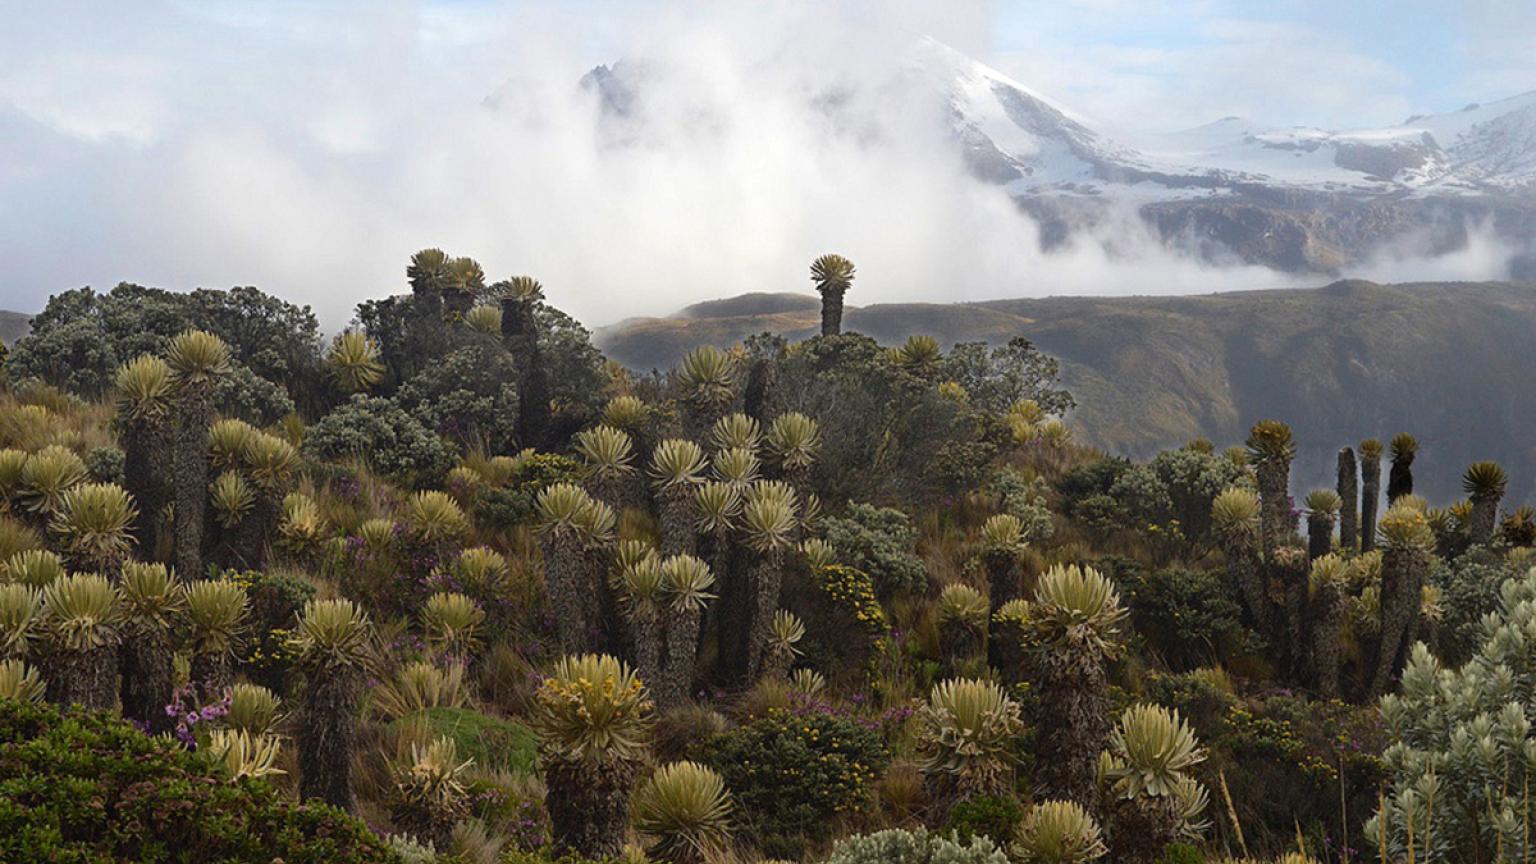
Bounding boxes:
572 37 1536 276
596 280 1536 504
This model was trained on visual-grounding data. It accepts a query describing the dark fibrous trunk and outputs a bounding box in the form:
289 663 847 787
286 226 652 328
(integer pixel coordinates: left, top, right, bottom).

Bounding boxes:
1255 458 1293 560
743 357 779 426
1337 448 1358 551
982 551 1021 615
659 606 702 709
45 645 119 711
1307 512 1333 560
820 288 845 337
546 757 637 859
1470 495 1501 546
1030 650 1109 811
120 628 175 733
744 553 785 683
1388 454 1414 503
1221 531 1269 633
191 649 232 704
121 417 171 556
1361 455 1381 553
657 486 696 557
541 534 590 654
1110 795 1183 864
939 620 984 678
299 668 361 811
1311 585 1344 699
501 297 550 451
1370 547 1428 699
173 384 212 580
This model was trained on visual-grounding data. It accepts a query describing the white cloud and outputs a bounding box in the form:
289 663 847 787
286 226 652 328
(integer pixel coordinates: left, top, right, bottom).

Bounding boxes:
0 0 1524 331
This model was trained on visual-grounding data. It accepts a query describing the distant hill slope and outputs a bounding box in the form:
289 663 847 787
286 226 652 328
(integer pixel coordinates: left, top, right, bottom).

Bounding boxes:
0 311 30 346
596 281 1536 503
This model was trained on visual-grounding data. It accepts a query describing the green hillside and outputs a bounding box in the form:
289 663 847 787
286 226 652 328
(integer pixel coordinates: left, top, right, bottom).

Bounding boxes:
0 310 29 345
598 280 1536 502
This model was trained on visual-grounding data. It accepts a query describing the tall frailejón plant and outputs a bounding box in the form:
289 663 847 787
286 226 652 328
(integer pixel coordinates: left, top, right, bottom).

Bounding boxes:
650 439 707 556
1359 438 1383 553
530 653 653 858
676 346 736 441
576 424 637 511
291 598 373 811
1248 421 1310 668
741 481 800 682
119 561 184 732
1211 486 1267 630
499 276 552 449
1337 446 1359 551
114 354 174 549
50 482 137 574
39 572 121 710
1307 554 1348 699
1027 563 1126 809
537 482 617 652
978 514 1027 613
1370 501 1435 698
1100 704 1209 864
166 330 231 580
613 543 664 692
1246 420 1297 559
1387 433 1417 503
765 412 820 492
917 677 1023 819
658 554 715 709
810 253 856 337
185 578 248 702
1303 489 1340 560
1462 460 1507 546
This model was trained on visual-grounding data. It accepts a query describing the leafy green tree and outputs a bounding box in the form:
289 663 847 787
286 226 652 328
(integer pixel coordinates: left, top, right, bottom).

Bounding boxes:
304 395 454 484
821 502 927 597
943 337 1075 417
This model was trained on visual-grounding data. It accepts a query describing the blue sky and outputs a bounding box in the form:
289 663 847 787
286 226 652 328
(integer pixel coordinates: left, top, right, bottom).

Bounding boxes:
0 0 1531 324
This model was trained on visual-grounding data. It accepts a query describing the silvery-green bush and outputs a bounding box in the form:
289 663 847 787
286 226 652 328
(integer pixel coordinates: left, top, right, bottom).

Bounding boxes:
822 827 1009 864
1369 566 1536 861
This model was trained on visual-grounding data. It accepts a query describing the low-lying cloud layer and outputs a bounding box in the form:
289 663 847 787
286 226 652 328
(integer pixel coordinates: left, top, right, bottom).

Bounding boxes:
0 1 1527 329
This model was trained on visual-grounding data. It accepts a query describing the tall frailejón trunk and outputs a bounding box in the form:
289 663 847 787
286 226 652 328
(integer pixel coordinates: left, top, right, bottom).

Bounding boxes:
173 383 213 580
1337 447 1358 551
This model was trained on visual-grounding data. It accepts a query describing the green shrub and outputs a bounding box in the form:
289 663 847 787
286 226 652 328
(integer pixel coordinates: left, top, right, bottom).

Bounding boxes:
84 446 125 484
470 453 583 531
1056 458 1131 518
1429 547 1517 666
224 568 315 692
305 394 454 484
945 794 1025 846
0 699 397 862
1157 842 1205 864
822 827 1009 864
1110 562 1260 672
696 707 886 857
821 502 928 596
392 706 538 775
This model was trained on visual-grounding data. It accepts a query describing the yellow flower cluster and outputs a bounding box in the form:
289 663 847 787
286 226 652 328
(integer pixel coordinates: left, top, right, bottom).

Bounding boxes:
813 564 888 638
